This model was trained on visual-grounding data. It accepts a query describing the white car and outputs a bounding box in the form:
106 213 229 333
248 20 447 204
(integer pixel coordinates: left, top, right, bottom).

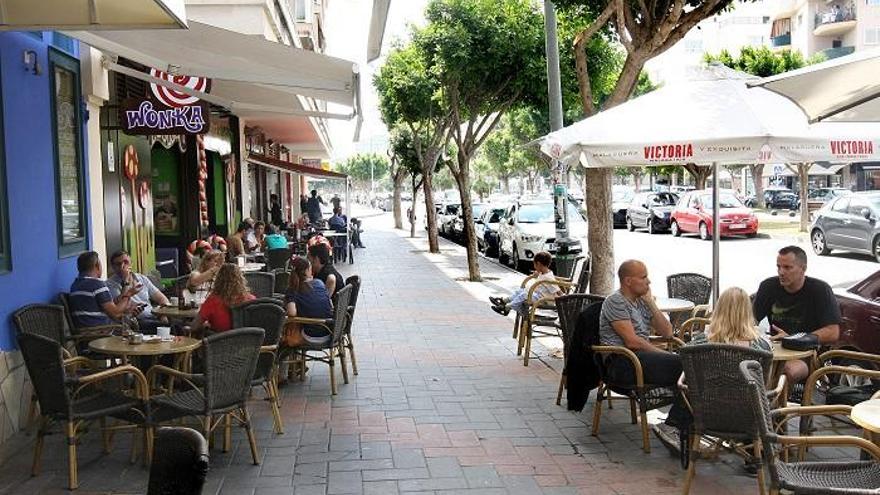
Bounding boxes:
497 200 587 271
437 203 461 237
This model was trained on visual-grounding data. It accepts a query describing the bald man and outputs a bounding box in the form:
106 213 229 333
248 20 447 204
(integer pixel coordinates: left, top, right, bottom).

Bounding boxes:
600 260 686 439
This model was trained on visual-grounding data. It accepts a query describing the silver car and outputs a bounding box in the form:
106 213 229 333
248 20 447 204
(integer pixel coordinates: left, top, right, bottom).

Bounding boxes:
810 191 880 263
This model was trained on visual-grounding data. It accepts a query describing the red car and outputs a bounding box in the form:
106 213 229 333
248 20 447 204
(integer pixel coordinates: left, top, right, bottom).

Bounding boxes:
670 190 759 240
835 270 880 355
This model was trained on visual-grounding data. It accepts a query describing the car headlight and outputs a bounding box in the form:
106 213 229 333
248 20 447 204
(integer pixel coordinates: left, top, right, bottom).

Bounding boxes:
520 234 543 243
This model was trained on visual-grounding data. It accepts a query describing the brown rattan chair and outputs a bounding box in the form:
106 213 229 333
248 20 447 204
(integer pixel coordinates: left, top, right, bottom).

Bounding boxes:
244 271 276 299
517 278 575 366
57 292 123 351
286 284 353 395
676 316 712 342
678 344 776 494
147 328 265 464
19 333 149 490
740 359 880 495
555 294 605 406
341 275 362 376
232 299 287 434
147 427 209 495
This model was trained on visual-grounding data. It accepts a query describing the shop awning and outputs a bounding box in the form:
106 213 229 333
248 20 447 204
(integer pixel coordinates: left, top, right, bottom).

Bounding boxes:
67 20 360 118
367 0 391 63
248 154 347 180
0 0 187 30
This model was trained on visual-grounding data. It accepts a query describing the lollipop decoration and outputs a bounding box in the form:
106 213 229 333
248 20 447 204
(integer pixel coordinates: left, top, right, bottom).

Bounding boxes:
196 134 209 228
123 145 143 271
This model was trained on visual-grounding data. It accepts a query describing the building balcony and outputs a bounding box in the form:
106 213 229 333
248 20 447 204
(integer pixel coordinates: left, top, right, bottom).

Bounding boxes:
771 33 791 47
814 7 856 36
819 45 855 60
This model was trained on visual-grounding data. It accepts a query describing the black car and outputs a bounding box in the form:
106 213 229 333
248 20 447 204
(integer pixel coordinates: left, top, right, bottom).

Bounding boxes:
612 188 635 228
626 192 679 234
764 189 798 210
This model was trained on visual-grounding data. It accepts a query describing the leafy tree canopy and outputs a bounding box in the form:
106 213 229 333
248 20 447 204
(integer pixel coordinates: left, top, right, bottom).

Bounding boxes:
704 46 825 77
335 153 389 185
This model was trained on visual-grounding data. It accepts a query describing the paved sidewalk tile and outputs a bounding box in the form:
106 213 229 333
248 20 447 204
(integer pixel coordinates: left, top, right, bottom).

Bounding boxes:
0 216 833 494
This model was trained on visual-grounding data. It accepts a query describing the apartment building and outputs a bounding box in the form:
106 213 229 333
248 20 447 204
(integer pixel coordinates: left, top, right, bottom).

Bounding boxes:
770 0 880 59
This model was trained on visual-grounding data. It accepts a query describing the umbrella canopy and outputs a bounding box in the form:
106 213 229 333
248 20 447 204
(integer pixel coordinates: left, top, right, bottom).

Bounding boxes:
751 48 880 123
539 65 880 302
541 65 880 167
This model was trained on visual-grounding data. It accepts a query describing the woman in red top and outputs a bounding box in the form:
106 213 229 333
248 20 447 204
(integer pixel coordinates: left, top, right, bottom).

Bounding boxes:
190 263 255 335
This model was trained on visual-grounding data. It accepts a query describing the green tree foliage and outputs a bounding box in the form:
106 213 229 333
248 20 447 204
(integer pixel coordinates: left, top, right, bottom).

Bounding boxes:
703 46 825 77
335 153 389 189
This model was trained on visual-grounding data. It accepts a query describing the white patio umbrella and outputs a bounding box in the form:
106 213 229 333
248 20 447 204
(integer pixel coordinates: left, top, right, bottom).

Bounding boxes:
540 65 880 302
751 48 880 123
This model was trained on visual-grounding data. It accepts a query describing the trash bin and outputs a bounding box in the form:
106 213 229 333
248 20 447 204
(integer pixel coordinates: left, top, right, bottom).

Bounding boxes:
553 238 582 279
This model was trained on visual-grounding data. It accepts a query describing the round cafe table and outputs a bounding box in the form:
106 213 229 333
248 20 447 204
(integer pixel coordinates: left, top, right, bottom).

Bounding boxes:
769 341 818 399
241 262 265 272
851 399 880 443
89 335 201 359
655 297 695 314
153 305 200 320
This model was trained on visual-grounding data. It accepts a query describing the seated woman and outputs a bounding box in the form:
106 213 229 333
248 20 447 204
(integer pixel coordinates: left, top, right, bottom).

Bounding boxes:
189 263 255 336
264 225 288 251
689 287 771 351
187 250 224 292
283 256 334 347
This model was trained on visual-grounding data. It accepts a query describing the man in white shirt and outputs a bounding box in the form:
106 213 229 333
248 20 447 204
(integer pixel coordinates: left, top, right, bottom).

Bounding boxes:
106 250 170 332
491 251 563 316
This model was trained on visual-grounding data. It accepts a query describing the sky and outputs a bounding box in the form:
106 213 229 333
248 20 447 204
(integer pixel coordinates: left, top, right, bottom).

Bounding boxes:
323 0 429 162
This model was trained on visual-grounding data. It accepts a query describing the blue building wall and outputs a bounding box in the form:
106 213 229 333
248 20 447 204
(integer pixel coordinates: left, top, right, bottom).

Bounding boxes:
0 32 88 350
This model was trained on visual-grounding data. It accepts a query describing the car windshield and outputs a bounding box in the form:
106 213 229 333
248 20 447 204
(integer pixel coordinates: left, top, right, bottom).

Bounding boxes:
650 193 678 206
518 202 584 223
487 208 506 223
700 193 743 209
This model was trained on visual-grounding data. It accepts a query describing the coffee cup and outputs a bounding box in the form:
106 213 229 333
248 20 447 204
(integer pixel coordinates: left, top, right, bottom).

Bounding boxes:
129 333 144 345
157 326 172 340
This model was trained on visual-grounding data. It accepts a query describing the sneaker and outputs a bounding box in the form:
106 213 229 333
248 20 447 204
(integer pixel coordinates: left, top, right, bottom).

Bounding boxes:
489 296 505 306
788 383 805 404
491 305 510 316
652 423 681 457
742 457 760 476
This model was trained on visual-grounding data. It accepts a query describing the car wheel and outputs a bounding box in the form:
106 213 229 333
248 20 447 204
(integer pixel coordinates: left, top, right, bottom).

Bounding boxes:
647 217 656 235
671 220 681 237
627 216 635 232
811 229 830 256
699 222 711 241
874 236 880 263
498 244 509 265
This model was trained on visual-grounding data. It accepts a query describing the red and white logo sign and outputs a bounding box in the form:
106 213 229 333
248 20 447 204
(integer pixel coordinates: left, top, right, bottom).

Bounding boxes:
149 68 210 108
757 144 772 162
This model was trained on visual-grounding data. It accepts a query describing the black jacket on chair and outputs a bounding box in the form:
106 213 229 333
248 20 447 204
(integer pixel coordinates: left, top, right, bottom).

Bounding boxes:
566 302 603 411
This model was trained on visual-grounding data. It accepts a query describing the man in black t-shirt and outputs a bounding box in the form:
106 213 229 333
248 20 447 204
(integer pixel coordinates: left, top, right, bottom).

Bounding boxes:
753 245 840 382
307 243 344 298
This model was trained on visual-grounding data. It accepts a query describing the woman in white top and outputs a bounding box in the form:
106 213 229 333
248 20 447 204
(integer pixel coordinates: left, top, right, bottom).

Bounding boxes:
188 250 224 292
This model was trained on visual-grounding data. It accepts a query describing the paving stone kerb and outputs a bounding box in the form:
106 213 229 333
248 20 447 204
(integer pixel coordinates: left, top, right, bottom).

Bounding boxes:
0 217 802 494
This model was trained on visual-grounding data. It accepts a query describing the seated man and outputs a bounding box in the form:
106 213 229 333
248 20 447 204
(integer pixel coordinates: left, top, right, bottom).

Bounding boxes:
106 250 171 333
226 221 250 260
600 260 683 440
753 245 840 384
490 251 563 316
308 243 343 298
69 251 140 329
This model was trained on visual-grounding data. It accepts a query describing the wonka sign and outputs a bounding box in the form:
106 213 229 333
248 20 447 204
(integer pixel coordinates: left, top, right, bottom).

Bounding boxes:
120 69 211 136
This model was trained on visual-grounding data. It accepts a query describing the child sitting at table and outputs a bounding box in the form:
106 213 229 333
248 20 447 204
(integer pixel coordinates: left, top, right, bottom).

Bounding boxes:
490 251 564 316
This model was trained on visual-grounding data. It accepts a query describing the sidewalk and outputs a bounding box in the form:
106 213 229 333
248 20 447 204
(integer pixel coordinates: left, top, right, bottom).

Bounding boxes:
0 219 788 494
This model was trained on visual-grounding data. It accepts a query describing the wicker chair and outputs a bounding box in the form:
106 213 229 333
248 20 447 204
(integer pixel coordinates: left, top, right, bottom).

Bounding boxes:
18 333 149 490
677 317 712 343
266 248 291 272
591 323 684 453
232 300 287 434
796 349 880 460
572 255 591 294
286 284 353 395
678 344 776 495
666 273 712 330
555 294 605 406
57 292 122 351
147 328 265 464
244 271 276 299
341 275 362 376
147 427 209 495
517 277 575 366
739 360 880 495
272 269 290 298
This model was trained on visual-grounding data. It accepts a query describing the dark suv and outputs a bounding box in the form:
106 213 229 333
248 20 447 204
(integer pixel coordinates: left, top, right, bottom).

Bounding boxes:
765 189 799 210
811 191 880 262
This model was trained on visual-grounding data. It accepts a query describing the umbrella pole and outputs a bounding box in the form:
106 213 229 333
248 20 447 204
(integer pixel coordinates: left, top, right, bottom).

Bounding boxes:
712 162 720 305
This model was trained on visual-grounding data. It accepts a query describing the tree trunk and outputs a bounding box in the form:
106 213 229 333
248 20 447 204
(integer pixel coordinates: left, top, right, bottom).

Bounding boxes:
423 170 440 253
392 170 405 230
751 164 765 208
453 151 481 282
502 176 510 194
684 164 711 190
798 164 810 232
584 169 614 294
410 176 421 238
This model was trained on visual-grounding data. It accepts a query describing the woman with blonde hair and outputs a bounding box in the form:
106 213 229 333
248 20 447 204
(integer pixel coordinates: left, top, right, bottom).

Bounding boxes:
190 263 255 335
188 250 225 291
689 287 771 350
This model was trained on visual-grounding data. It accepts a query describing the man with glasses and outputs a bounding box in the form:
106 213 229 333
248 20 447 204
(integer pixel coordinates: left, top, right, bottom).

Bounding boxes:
106 250 170 332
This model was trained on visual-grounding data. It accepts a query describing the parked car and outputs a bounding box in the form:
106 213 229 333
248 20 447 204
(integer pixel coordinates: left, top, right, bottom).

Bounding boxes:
762 187 795 209
424 202 444 231
807 187 851 212
626 191 679 234
834 270 880 356
498 199 587 271
670 190 759 240
476 205 508 256
766 191 799 210
437 203 461 237
611 187 634 228
449 203 487 242
810 191 880 262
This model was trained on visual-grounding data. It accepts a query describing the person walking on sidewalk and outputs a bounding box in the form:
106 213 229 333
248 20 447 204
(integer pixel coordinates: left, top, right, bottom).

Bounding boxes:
490 251 563 316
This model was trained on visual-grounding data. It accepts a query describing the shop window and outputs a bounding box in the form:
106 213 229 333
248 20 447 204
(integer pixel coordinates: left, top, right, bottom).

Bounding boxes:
49 49 87 257
866 27 880 45
0 63 8 273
